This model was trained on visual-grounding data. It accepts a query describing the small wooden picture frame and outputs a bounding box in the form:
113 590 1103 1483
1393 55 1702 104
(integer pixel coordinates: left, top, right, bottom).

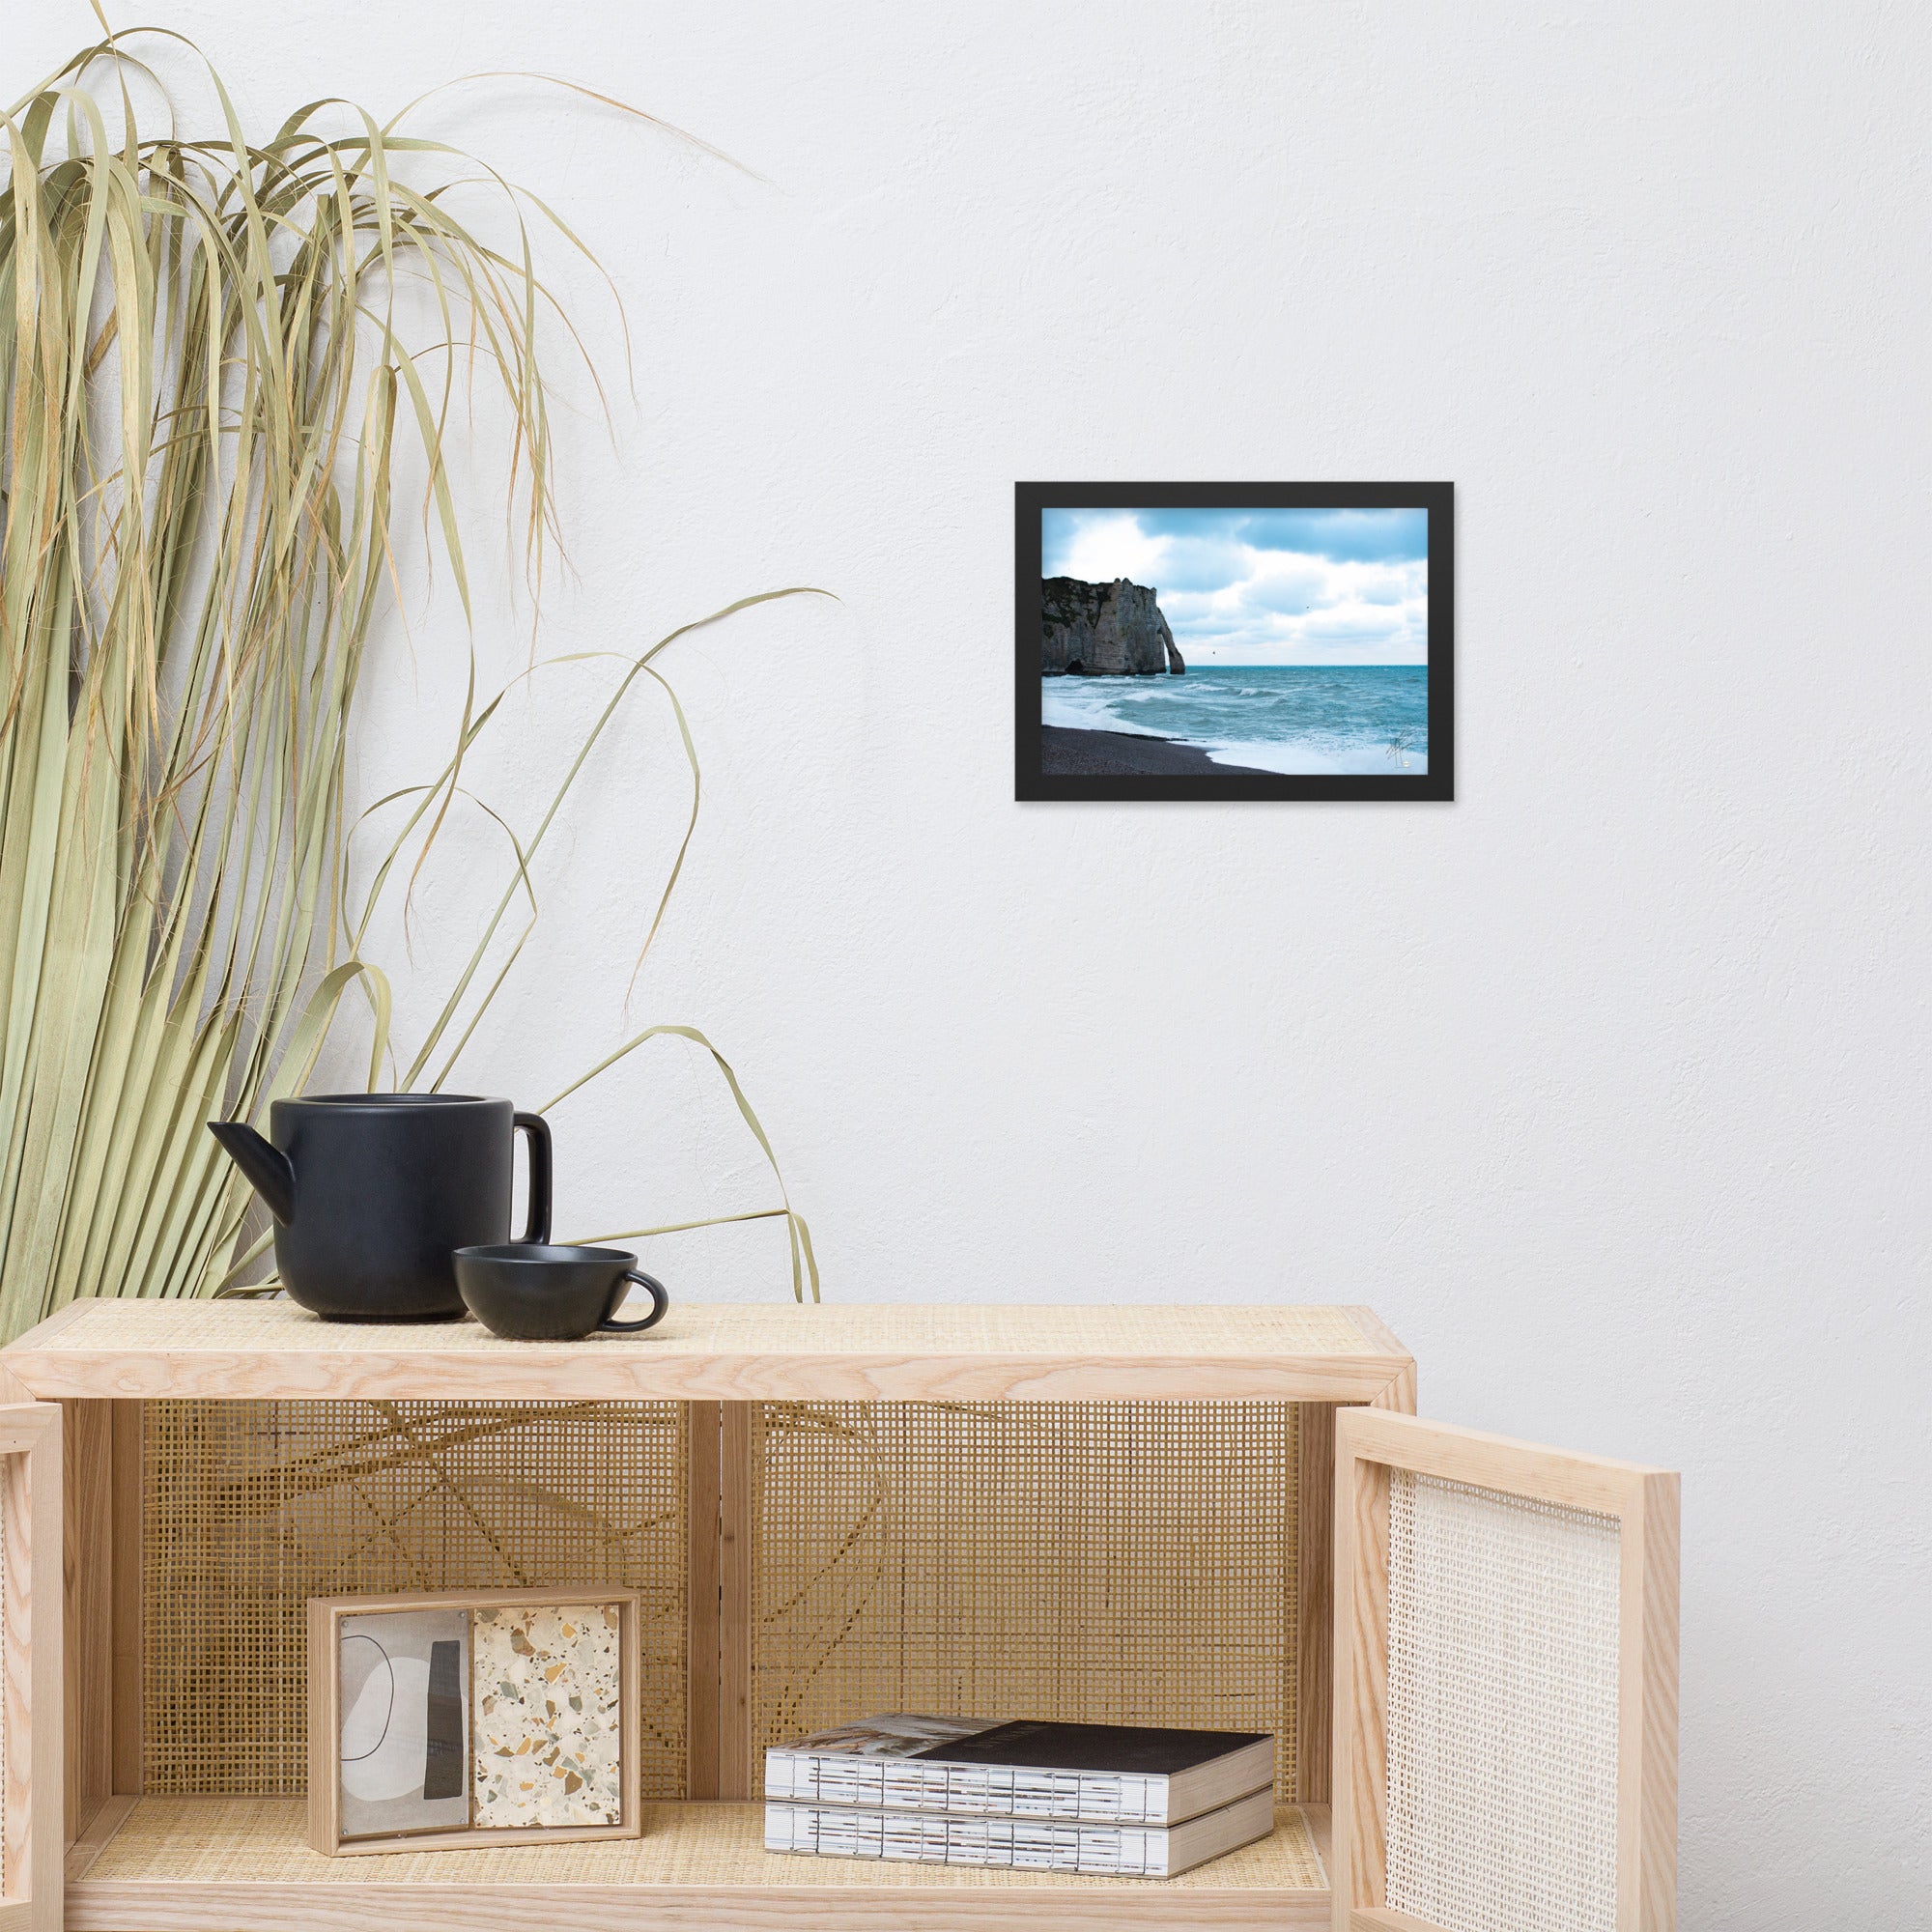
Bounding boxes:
307 1586 642 1856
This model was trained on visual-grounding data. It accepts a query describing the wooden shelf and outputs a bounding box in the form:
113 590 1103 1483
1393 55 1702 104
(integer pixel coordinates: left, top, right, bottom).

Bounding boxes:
2 1298 1413 1404
30 1306 1405 1931
65 1797 1333 1930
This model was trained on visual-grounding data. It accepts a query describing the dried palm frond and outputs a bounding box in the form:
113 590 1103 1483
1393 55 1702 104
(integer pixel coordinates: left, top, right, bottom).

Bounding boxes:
0 28 817 1339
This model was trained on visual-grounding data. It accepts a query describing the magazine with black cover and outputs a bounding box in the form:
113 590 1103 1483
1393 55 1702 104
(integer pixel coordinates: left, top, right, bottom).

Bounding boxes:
765 1785 1275 1878
764 1715 1274 1827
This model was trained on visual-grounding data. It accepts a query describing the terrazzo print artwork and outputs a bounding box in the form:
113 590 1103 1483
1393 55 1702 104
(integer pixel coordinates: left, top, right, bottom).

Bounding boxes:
471 1603 624 1828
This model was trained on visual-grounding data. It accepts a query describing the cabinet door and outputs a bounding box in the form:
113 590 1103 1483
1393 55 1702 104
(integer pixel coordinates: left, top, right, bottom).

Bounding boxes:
1332 1408 1677 1932
0 1405 60 1932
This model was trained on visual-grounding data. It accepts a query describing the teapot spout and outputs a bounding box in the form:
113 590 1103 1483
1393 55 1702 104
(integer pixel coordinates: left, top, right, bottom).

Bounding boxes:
207 1120 296 1224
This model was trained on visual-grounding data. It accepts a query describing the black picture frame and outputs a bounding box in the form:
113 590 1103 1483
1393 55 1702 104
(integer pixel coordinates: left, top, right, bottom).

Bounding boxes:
1014 481 1455 802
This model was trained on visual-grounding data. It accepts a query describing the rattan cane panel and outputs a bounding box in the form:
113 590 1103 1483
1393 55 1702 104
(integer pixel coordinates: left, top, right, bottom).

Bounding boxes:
142 1401 686 1797
752 1402 1300 1798
82 1797 1327 1889
1385 1470 1621 1932
47 1299 1372 1356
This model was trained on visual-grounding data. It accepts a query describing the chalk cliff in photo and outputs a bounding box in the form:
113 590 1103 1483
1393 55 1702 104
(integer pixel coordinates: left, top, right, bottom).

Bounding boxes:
1042 577 1185 675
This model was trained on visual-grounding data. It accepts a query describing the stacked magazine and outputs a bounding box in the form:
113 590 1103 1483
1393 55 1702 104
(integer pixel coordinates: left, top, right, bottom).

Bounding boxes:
763 1714 1276 1878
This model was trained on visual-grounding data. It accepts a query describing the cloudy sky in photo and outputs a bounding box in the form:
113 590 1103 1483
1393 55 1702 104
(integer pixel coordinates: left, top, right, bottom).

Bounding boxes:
1041 506 1430 665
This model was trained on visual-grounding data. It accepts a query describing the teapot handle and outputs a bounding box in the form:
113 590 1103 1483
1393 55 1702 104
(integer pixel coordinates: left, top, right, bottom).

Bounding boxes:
513 1112 553 1244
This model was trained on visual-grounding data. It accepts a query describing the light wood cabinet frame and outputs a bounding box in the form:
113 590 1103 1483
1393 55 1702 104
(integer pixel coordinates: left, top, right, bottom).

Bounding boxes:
0 1299 1673 1931
0 1403 63 1932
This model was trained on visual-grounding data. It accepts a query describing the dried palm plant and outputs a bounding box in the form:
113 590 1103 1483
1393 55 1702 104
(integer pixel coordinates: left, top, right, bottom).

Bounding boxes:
0 25 817 1340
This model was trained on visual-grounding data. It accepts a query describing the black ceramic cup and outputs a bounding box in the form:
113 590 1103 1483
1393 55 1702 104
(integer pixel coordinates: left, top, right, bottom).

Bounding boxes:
452 1243 669 1342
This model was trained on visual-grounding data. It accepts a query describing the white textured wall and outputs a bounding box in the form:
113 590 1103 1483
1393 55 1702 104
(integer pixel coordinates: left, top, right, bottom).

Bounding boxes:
18 3 1928 1920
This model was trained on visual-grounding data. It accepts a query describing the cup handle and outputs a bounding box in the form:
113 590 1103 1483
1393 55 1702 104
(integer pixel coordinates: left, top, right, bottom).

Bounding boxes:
600 1270 669 1333
513 1112 553 1245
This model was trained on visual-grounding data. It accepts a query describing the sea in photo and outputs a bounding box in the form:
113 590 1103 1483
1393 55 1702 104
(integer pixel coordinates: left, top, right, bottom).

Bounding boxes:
1041 665 1427 775
1036 503 1431 779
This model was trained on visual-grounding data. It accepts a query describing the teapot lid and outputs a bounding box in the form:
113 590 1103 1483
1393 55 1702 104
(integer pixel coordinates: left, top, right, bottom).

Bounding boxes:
281 1092 507 1108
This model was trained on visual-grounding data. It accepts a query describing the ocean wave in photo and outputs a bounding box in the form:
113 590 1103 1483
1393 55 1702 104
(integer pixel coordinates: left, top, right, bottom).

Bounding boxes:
1040 666 1429 776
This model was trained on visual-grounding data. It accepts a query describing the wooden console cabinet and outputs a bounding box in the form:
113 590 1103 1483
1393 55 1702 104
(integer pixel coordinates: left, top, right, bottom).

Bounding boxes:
0 1298 1674 1932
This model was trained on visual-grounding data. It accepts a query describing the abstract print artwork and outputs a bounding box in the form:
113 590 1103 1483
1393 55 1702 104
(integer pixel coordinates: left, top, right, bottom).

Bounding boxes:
337 1606 472 1838
1015 481 1455 802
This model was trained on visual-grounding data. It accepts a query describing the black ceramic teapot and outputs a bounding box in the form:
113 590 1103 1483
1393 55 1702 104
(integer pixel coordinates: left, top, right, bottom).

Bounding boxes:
209 1094 552 1321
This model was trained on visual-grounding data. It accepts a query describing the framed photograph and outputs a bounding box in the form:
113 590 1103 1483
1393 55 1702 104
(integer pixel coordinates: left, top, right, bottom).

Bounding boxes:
1015 481 1454 801
307 1586 642 1855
